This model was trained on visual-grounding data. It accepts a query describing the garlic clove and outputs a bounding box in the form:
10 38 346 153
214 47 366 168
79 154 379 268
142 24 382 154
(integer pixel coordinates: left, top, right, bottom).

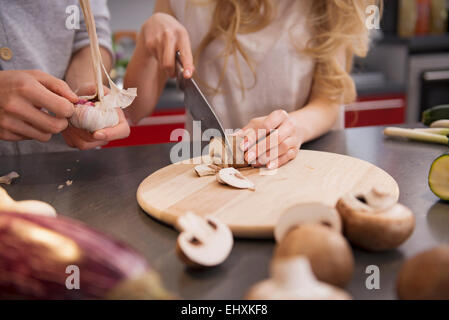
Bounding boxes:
0 171 19 185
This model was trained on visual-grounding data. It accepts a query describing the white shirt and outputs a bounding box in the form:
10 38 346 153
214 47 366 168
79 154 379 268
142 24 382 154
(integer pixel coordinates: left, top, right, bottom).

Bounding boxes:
170 0 318 132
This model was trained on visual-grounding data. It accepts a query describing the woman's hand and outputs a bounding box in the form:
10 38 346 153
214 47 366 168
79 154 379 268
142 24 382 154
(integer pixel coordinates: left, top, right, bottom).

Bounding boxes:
140 13 194 78
239 110 303 169
0 70 77 142
62 84 130 150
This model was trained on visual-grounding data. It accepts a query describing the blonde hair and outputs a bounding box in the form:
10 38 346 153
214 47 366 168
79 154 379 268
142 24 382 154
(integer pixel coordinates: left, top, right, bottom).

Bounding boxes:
193 0 382 104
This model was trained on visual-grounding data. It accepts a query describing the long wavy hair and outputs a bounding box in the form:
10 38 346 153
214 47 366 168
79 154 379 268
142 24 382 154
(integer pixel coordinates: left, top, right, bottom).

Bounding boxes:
192 0 382 104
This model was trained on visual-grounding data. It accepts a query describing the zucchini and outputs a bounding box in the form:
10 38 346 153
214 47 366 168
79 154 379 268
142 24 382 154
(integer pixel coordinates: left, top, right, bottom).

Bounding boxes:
422 105 449 126
0 211 173 299
429 153 449 201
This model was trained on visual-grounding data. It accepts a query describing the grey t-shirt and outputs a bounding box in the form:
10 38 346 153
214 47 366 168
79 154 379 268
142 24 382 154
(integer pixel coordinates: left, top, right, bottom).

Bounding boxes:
0 0 113 156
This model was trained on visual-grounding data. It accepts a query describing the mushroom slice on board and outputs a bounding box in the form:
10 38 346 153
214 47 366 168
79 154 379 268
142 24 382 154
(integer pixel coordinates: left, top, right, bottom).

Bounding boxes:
0 187 56 217
274 224 354 288
274 202 342 243
216 168 255 190
245 257 351 300
397 245 449 300
175 212 233 268
194 164 221 177
336 187 414 251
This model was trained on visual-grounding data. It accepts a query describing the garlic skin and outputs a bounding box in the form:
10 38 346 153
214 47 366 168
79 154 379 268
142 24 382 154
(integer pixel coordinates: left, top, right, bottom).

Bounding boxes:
71 0 137 133
70 104 119 132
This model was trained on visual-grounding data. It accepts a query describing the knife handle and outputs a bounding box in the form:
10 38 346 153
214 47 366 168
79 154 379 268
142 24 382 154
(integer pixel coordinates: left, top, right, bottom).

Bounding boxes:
175 51 186 91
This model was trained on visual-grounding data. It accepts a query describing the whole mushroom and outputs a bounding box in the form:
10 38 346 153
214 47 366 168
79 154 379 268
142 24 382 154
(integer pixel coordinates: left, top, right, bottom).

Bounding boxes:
274 224 354 287
397 245 449 300
336 187 414 251
209 135 248 168
273 203 353 287
175 212 233 268
246 257 351 300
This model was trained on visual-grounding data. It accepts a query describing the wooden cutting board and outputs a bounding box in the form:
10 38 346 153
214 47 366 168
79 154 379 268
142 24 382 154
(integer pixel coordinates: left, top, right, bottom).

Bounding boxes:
137 150 399 239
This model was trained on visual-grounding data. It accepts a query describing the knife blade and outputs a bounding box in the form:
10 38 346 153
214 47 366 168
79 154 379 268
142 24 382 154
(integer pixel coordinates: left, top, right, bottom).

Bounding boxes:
175 51 233 158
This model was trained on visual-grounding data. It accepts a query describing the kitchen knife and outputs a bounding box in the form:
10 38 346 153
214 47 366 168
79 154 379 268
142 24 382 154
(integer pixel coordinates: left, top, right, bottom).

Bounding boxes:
175 51 233 157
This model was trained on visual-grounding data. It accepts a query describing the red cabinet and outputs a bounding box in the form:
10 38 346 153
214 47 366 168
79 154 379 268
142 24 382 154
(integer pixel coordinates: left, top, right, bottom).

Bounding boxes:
345 94 406 128
104 108 186 148
104 94 407 148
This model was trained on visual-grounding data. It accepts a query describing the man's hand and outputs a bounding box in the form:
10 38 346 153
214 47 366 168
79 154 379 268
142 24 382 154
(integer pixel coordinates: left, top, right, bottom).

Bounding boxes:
239 110 304 169
62 83 130 150
0 70 77 142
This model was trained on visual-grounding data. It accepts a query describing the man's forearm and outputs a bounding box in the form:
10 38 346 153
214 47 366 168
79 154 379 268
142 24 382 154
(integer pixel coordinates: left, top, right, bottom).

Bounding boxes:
65 46 112 94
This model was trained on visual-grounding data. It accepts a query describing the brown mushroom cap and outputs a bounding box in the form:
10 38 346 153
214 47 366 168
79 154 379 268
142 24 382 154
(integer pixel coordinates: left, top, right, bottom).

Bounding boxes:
245 257 351 300
274 202 342 243
336 190 414 251
274 224 354 287
397 245 449 300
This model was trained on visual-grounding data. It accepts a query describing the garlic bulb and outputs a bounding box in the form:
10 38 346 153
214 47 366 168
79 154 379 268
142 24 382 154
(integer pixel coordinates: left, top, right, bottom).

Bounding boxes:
71 104 119 132
70 0 137 132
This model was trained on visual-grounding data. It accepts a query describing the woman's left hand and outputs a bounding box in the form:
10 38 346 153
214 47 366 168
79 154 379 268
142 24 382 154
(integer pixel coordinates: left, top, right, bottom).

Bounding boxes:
62 84 131 150
239 110 303 169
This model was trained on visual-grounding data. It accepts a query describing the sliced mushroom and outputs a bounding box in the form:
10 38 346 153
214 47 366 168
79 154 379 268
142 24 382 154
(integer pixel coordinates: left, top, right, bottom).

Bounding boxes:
274 224 354 287
175 212 233 268
216 168 255 191
245 257 351 300
397 245 449 300
336 187 414 251
0 171 19 185
0 187 57 217
194 164 221 177
274 202 342 243
209 135 248 168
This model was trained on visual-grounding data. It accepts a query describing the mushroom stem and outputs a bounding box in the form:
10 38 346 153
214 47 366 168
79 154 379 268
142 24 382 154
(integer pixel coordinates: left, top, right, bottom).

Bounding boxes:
336 187 414 251
0 187 57 217
245 257 351 300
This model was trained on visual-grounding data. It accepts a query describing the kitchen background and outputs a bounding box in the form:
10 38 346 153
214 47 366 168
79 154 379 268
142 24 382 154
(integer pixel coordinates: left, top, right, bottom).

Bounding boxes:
105 0 449 148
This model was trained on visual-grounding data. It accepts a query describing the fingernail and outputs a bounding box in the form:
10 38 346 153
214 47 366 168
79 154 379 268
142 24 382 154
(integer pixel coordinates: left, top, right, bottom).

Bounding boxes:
184 69 191 78
94 132 106 140
241 141 250 151
247 151 256 162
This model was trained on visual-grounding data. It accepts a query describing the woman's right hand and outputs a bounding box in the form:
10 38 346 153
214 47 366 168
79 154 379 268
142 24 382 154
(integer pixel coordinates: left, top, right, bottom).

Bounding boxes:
0 70 77 142
140 13 194 79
